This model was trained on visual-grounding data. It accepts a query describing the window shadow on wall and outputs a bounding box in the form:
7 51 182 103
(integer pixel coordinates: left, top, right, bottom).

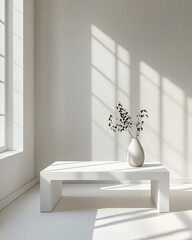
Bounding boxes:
91 25 131 162
91 24 192 180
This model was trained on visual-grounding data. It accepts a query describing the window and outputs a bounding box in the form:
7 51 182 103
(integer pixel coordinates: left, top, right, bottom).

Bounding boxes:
0 0 23 154
0 0 6 152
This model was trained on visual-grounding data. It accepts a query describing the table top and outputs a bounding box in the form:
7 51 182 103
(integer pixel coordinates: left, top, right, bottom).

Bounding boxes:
41 161 169 173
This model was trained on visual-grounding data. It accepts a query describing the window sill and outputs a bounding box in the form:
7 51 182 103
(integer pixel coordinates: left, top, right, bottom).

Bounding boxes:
0 150 23 160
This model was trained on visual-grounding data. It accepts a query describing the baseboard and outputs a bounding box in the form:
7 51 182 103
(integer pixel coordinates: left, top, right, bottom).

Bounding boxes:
0 178 38 211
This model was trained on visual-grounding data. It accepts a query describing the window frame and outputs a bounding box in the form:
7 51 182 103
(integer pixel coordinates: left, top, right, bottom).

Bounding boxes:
0 0 7 153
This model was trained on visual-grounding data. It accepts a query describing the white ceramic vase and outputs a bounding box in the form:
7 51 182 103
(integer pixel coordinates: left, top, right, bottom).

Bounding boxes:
127 138 144 167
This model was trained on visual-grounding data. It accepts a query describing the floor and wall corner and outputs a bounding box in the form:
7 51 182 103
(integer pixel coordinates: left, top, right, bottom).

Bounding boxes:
0 0 192 239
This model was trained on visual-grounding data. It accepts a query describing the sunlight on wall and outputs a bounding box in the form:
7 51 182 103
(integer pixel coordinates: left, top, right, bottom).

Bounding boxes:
116 45 131 160
187 97 192 177
140 62 160 162
91 25 130 161
91 26 189 177
162 77 185 176
117 45 130 108
140 61 186 177
12 0 23 150
91 25 116 83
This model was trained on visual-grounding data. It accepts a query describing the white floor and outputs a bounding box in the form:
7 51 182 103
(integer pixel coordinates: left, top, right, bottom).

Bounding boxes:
0 183 192 240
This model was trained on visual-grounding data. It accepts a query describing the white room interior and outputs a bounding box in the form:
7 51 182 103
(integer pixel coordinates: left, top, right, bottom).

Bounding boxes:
0 0 192 239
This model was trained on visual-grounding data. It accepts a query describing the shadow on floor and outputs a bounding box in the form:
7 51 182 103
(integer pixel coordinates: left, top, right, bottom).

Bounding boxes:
53 185 192 213
170 189 192 212
53 189 155 212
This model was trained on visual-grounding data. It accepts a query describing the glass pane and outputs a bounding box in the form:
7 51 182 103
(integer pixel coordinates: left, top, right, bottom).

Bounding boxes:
0 116 5 147
0 0 5 22
0 82 5 114
0 56 5 81
0 22 5 56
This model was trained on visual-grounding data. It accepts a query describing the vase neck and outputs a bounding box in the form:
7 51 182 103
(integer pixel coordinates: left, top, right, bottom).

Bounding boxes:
131 138 140 143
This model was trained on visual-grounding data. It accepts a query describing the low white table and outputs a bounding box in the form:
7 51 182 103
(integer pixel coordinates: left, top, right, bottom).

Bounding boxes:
40 161 169 213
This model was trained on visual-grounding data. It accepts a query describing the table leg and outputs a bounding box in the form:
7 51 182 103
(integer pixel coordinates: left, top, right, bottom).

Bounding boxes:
40 175 62 213
151 175 169 213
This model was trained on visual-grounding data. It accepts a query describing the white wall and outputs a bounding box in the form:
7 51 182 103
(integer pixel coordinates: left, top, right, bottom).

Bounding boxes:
0 0 35 201
35 0 192 180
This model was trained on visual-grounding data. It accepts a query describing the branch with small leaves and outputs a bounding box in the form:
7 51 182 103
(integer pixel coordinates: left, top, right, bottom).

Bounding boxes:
108 102 148 138
135 109 148 137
